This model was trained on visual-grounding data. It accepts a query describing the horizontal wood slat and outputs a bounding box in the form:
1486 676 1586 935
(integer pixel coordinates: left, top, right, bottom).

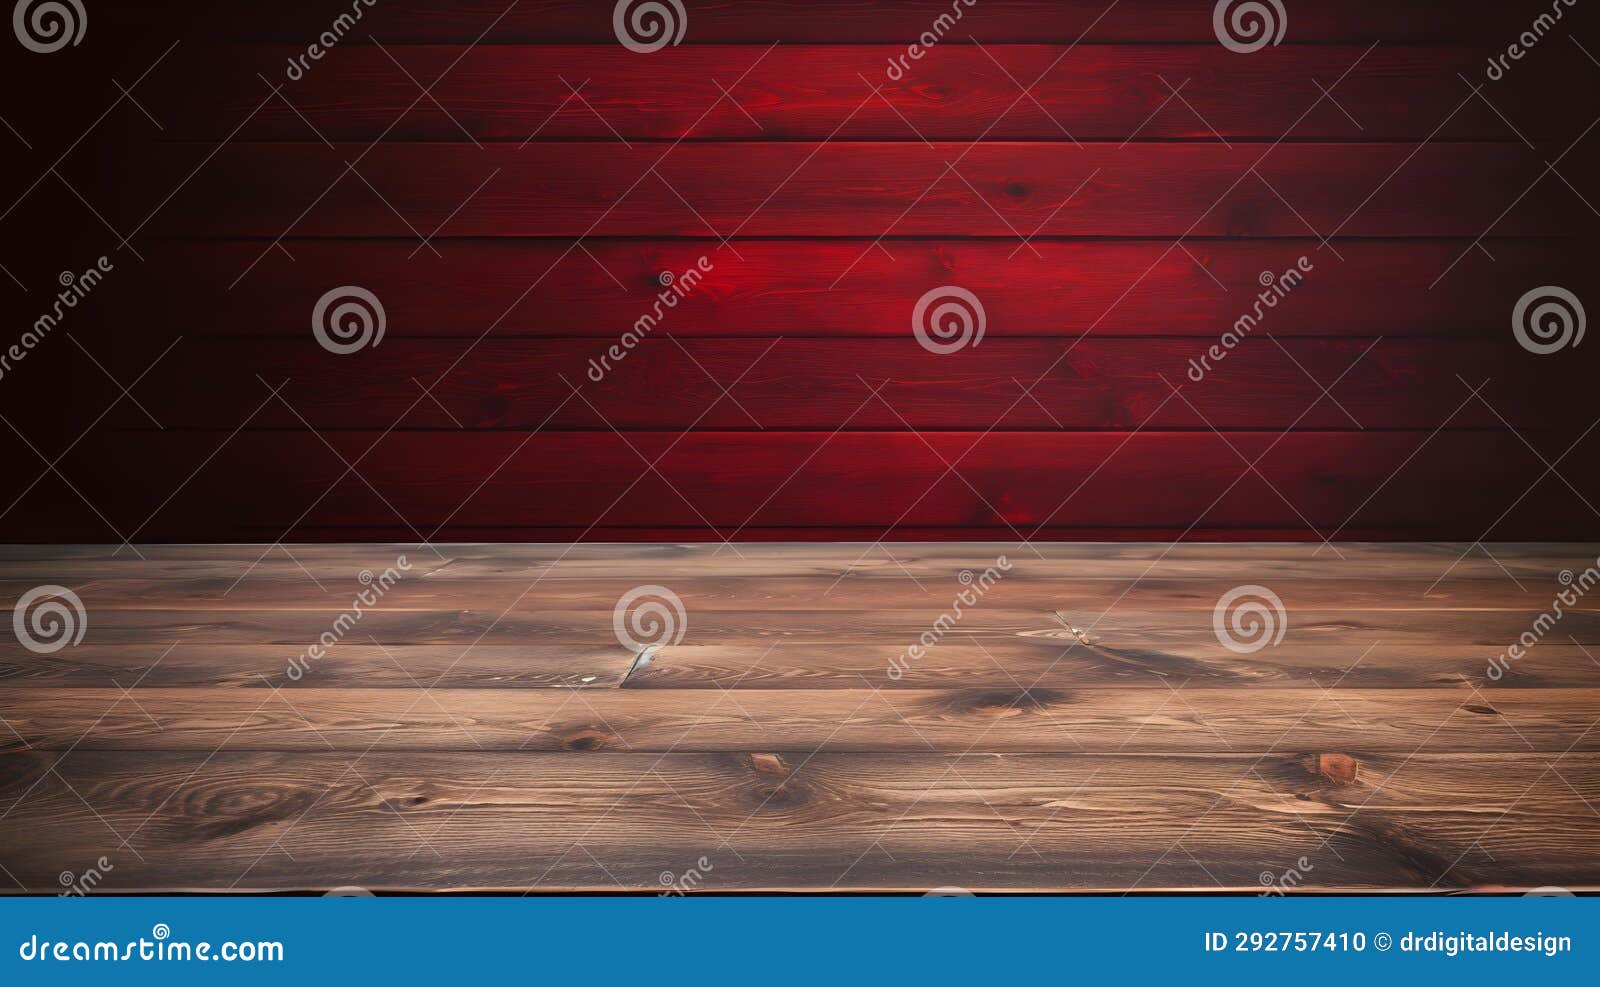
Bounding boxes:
56 239 1580 338
20 431 1597 539
12 607 1600 646
70 337 1595 432
158 45 1598 142
181 1 1596 44
115 142 1596 238
5 687 1596 752
7 640 1597 691
5 543 1588 579
22 574 1594 612
2 751 1595 891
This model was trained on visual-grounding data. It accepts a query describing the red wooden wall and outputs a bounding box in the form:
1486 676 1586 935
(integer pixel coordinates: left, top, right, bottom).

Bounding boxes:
1 0 1598 542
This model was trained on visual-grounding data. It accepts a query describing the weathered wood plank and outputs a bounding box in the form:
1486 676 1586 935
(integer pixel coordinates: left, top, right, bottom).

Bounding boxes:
0 645 632 690
19 608 1599 645
6 641 1596 691
25 576 1594 612
626 643 1600 691
4 687 1594 753
2 751 1595 892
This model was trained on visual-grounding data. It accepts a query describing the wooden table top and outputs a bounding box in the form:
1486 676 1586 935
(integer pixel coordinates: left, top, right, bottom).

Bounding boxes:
3 543 1598 893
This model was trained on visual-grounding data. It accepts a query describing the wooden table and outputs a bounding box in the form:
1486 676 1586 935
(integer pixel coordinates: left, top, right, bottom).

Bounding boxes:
3 543 1598 893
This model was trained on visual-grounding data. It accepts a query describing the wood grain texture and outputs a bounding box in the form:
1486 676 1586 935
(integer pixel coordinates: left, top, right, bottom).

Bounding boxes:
76 239 1586 339
81 337 1599 432
1 543 1597 892
5 686 1597 753
6 542 1593 578
37 574 1599 612
163 45 1597 142
5 0 1598 545
121 142 1594 238
24 431 1599 540
2 751 1597 892
21 608 1600 646
8 641 1599 691
184 0 1600 44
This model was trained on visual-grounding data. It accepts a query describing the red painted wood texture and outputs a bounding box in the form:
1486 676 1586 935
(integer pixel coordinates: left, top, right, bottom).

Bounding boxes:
1 0 1597 542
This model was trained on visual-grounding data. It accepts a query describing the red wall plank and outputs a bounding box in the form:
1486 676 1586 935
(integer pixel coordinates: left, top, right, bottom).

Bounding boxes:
187 1 1594 44
73 240 1578 339
119 142 1593 239
154 45 1598 142
16 430 1594 541
64 337 1595 433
